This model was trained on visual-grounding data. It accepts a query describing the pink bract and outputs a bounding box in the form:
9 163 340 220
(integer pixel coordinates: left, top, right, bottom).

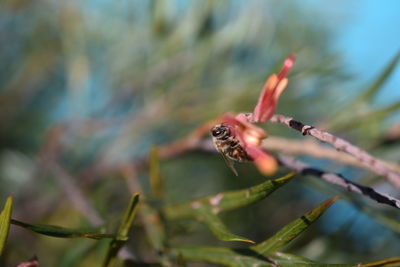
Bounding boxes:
216 55 295 175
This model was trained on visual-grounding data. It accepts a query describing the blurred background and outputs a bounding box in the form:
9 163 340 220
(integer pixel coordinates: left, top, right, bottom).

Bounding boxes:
1 0 400 265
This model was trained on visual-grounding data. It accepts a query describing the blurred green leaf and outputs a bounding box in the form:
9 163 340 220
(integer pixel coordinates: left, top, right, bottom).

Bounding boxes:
197 208 255 244
357 51 400 103
170 246 271 266
102 193 140 267
176 252 187 267
170 246 354 266
150 146 163 199
268 251 316 264
327 51 400 130
251 196 340 254
362 257 400 267
141 202 167 252
334 101 400 133
164 172 296 220
116 193 140 238
59 240 99 267
0 196 13 255
11 219 116 240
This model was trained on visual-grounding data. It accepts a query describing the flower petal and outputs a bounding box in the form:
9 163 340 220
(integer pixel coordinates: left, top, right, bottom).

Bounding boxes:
253 55 295 123
246 145 278 175
277 54 295 81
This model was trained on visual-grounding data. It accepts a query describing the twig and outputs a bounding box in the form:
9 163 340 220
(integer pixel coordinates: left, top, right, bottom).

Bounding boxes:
277 154 400 209
269 114 400 188
263 137 400 174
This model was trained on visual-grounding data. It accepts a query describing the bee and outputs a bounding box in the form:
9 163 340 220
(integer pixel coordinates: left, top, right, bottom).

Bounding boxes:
210 123 251 176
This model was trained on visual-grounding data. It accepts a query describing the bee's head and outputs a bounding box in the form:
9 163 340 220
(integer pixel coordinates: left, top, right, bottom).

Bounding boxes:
211 124 228 137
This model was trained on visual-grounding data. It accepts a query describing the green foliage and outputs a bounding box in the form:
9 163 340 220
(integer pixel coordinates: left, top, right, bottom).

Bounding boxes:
357 51 400 103
11 219 116 240
164 172 295 220
195 208 255 244
0 196 12 255
169 197 342 266
252 196 340 254
1 0 400 265
169 196 400 266
163 173 294 244
328 51 400 132
102 193 140 267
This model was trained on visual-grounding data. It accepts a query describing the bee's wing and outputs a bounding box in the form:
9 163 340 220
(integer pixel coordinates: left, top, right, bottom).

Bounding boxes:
220 152 239 176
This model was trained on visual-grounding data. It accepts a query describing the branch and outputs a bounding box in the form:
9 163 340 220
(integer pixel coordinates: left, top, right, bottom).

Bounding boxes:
277 154 400 209
263 137 400 174
269 114 400 188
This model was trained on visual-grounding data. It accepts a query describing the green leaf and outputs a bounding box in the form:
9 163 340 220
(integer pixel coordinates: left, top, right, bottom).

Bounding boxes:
102 193 140 267
58 240 99 267
170 246 354 267
362 257 400 267
170 246 272 267
357 50 400 102
0 196 13 255
197 208 254 244
149 146 163 199
164 172 295 220
117 193 140 237
327 51 400 129
251 196 339 255
333 101 400 133
141 202 167 252
11 219 116 240
268 251 316 264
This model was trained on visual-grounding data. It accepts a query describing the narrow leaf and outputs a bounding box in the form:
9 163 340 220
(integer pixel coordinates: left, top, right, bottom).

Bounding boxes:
358 51 400 102
268 251 315 264
117 193 140 237
59 240 99 267
327 51 400 129
170 246 353 267
103 193 140 267
197 208 254 244
362 257 400 267
0 196 13 255
11 219 116 240
334 101 400 132
149 146 163 199
170 246 272 267
176 253 187 267
164 172 295 220
141 202 167 252
252 196 339 255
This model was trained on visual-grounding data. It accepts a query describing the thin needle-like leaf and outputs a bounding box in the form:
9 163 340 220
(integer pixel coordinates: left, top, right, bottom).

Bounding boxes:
327 51 400 129
170 246 355 266
117 193 140 237
357 50 400 102
362 257 400 267
149 146 163 199
139 201 167 253
170 246 272 267
164 172 295 220
0 196 13 255
11 219 116 240
102 193 140 267
197 208 255 244
251 196 339 255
